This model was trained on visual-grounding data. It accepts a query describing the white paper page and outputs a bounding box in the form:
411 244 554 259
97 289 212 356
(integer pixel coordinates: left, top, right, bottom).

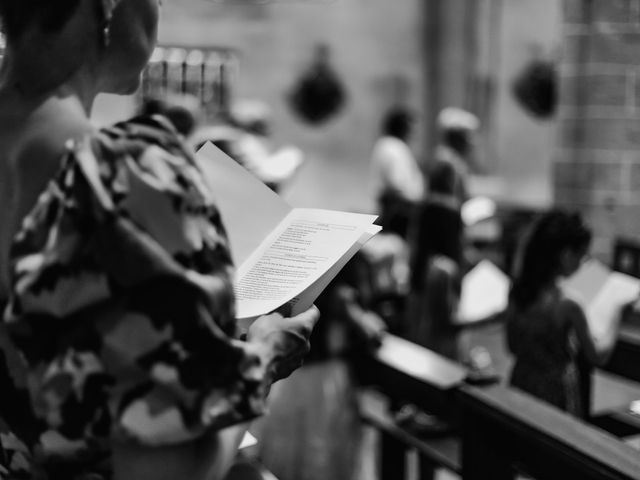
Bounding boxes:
239 431 258 449
287 224 382 315
561 259 611 305
195 142 291 265
458 260 510 324
234 209 377 319
586 271 640 342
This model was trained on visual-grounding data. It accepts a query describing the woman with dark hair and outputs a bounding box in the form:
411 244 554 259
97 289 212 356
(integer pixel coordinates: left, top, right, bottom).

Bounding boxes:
507 210 619 418
0 1 318 479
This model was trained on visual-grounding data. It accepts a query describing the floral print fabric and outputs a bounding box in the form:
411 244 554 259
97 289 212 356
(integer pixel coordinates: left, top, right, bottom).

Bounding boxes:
0 116 269 478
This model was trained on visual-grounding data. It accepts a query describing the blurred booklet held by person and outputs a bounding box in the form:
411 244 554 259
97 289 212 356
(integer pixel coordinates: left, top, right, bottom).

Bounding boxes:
196 143 380 320
562 259 640 342
458 260 510 325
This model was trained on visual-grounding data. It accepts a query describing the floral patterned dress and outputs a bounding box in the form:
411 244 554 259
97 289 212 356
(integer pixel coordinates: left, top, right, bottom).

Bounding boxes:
506 288 584 418
0 116 270 479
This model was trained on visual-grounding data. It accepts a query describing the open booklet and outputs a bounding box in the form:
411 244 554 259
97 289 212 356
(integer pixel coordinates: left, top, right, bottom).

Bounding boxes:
458 259 510 325
195 142 381 321
561 259 640 342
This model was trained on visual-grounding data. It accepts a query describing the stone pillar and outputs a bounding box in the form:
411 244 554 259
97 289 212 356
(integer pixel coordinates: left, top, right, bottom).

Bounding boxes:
556 0 640 257
423 0 477 163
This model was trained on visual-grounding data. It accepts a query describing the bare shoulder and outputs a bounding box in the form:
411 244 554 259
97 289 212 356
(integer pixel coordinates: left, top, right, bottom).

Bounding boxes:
12 111 93 209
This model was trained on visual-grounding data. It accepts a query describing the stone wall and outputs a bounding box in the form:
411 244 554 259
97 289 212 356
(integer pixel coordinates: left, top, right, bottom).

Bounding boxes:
557 0 640 257
158 0 427 213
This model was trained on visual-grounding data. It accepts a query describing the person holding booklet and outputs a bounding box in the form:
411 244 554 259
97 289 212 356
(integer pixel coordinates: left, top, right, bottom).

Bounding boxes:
506 210 621 418
0 1 319 479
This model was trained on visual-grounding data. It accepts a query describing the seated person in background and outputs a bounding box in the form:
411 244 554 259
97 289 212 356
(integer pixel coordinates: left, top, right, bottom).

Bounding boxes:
370 107 424 239
507 210 621 418
227 100 304 193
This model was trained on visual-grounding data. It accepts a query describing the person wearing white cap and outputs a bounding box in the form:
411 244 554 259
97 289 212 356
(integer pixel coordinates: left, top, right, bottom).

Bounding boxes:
429 107 479 210
405 107 478 360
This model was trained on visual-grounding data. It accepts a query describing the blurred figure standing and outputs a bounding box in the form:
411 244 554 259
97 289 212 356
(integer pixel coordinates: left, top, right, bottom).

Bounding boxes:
139 93 204 139
230 100 304 193
429 107 479 210
507 210 620 418
406 199 463 359
370 107 424 239
402 107 477 356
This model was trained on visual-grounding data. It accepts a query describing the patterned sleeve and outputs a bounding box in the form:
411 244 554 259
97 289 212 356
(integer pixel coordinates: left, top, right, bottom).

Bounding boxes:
3 116 271 449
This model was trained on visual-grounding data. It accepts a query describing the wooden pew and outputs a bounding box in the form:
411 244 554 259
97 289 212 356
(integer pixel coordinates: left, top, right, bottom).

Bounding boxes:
358 389 461 480
358 333 468 480
459 384 640 480
359 334 640 480
367 333 467 417
606 237 640 383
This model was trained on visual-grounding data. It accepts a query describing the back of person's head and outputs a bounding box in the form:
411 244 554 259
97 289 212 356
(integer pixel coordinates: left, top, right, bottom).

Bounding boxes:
139 96 169 117
139 94 202 138
381 107 413 141
436 107 478 157
510 209 591 309
0 0 81 39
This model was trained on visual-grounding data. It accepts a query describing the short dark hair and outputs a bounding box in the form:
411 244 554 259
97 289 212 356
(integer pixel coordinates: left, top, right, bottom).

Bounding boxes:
0 0 82 39
139 96 199 137
381 108 413 140
441 127 472 156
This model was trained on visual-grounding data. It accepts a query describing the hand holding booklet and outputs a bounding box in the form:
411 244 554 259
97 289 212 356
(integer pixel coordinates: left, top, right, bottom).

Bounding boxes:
561 259 640 342
196 143 381 321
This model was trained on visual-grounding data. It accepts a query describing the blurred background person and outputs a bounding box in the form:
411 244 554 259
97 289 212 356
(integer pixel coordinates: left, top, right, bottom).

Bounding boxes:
228 99 304 193
138 92 204 140
370 106 424 240
406 197 464 359
429 107 479 211
189 98 305 192
507 210 621 419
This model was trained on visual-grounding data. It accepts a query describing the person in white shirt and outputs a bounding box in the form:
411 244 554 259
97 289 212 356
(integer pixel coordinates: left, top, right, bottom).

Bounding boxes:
370 108 424 238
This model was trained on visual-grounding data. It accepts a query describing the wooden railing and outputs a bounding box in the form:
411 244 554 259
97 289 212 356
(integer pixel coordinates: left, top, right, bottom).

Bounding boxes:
459 384 640 480
605 236 640 384
358 334 467 480
359 333 640 480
